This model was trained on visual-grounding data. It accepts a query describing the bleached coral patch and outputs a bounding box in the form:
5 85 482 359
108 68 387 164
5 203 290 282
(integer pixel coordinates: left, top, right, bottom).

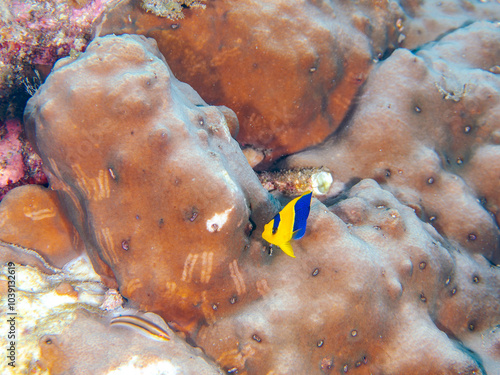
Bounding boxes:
106 355 178 375
206 207 234 232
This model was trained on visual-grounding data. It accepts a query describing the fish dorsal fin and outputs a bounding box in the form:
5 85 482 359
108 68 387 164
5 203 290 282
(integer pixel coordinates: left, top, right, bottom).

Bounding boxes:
279 241 296 258
291 191 312 240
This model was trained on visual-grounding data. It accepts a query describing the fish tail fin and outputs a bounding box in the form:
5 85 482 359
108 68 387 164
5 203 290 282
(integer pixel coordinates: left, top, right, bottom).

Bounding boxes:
279 241 296 258
292 227 306 240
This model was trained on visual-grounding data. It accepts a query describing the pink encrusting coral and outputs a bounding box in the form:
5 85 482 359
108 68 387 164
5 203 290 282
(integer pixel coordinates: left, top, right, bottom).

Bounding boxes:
1 0 116 66
0 119 47 200
0 119 24 187
0 0 119 119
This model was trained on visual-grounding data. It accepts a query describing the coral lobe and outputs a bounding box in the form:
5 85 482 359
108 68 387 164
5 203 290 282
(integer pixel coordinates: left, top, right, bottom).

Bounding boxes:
0 1 499 374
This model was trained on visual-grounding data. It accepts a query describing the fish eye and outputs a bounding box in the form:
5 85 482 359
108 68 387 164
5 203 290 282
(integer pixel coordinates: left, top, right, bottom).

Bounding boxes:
272 228 277 234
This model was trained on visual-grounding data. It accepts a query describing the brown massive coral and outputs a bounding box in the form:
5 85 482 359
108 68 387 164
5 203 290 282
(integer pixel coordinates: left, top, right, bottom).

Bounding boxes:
197 179 499 374
0 184 82 270
96 0 405 162
24 33 275 330
19 31 499 374
398 0 500 49
284 21 500 265
94 0 500 164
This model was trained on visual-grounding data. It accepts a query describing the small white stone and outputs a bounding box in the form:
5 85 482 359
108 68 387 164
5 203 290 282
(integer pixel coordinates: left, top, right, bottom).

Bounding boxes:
311 171 333 195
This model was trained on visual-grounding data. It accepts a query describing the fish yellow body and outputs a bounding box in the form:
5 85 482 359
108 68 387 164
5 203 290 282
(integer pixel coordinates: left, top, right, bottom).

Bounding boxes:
262 191 312 258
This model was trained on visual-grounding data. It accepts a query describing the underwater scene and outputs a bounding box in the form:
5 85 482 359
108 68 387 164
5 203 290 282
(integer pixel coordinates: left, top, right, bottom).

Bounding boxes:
0 0 500 374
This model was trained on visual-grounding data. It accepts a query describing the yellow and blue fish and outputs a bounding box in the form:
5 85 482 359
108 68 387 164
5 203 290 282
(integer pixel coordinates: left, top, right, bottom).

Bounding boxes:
262 191 312 258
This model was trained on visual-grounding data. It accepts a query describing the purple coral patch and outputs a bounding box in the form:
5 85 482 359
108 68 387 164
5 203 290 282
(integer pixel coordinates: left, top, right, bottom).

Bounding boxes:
0 119 47 200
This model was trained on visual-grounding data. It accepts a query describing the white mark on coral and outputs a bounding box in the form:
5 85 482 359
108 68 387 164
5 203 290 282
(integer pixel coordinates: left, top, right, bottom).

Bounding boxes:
73 164 92 199
40 290 77 309
200 251 214 284
125 278 143 297
165 281 177 295
256 279 271 297
221 170 239 193
201 290 216 324
181 253 198 282
0 213 7 227
99 227 118 264
105 355 176 375
229 259 246 295
23 206 56 220
206 207 233 232
97 169 110 199
73 165 110 201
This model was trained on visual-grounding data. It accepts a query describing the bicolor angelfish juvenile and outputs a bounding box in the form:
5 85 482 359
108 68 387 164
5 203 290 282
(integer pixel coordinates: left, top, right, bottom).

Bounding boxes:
262 191 312 258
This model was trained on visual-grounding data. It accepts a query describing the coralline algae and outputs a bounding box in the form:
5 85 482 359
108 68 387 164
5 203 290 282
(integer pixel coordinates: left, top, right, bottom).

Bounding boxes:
0 119 47 200
0 0 121 119
0 120 24 188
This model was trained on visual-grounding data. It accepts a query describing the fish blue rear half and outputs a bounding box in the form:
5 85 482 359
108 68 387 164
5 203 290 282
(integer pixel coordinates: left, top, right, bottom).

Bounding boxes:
292 192 312 240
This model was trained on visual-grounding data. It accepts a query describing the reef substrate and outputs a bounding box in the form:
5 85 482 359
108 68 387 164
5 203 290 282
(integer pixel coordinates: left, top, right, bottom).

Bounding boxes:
0 1 499 374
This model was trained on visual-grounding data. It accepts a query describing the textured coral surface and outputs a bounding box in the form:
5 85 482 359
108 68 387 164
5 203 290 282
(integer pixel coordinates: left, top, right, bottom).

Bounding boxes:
197 179 499 374
284 21 500 265
97 0 403 161
399 0 500 49
24 33 274 330
0 185 81 269
17 31 499 374
96 0 500 163
0 0 499 374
